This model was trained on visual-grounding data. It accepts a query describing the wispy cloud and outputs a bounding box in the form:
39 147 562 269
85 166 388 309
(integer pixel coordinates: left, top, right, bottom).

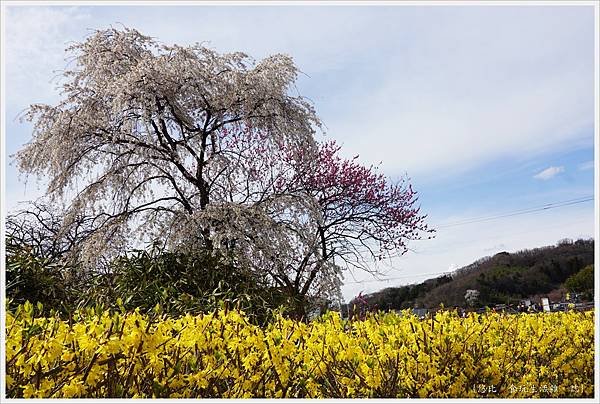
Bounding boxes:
483 244 508 252
327 7 594 178
4 6 91 109
4 6 593 179
533 166 565 180
578 160 594 171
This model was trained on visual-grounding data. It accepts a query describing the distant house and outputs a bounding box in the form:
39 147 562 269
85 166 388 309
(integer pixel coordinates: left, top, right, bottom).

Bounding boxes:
412 308 428 318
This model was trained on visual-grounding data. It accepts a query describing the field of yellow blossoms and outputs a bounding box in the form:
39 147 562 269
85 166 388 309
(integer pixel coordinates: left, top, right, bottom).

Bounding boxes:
5 302 594 398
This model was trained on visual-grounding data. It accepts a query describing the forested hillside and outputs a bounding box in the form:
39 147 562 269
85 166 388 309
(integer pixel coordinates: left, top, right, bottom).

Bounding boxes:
354 238 594 310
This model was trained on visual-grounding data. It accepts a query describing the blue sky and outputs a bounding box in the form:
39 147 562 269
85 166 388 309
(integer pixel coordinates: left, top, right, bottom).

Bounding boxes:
2 4 596 301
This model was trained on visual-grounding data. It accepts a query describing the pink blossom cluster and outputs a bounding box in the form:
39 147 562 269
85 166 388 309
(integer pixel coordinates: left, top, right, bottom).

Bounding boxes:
302 141 431 254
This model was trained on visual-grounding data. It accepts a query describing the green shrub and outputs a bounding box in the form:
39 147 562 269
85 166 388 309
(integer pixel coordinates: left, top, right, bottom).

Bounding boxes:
564 265 594 300
6 227 309 324
108 246 288 324
5 237 76 313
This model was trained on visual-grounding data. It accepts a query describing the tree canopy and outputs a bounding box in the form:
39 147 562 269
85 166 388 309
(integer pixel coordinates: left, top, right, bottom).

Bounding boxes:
14 27 431 311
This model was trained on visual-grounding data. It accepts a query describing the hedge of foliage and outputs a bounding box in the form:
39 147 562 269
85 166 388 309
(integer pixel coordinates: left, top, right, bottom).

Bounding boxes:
5 302 594 398
6 241 291 323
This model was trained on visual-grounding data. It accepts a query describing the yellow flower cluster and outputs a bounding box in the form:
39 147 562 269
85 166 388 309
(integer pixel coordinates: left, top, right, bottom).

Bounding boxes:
5 302 594 398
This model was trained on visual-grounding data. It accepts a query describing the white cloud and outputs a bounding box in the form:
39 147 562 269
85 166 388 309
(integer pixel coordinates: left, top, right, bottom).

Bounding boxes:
533 166 565 180
3 6 594 180
483 243 507 252
326 7 594 178
578 160 594 171
3 6 91 109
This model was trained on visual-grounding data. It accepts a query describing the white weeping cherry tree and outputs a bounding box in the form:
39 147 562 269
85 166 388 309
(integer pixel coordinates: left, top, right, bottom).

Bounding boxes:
15 28 431 315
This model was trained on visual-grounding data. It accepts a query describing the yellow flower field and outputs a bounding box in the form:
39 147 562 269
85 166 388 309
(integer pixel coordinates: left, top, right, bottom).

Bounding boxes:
5 302 594 398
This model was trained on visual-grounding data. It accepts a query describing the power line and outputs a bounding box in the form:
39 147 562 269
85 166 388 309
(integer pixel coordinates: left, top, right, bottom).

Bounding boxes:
344 196 594 287
411 215 593 256
436 196 594 229
344 196 594 286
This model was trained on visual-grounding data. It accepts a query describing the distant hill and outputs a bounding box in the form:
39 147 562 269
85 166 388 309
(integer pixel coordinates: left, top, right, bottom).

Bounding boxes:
350 238 594 311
